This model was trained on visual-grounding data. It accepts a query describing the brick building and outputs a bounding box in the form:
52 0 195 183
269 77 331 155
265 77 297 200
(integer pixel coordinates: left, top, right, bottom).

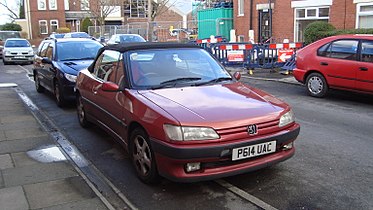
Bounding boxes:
23 0 191 40
233 0 373 43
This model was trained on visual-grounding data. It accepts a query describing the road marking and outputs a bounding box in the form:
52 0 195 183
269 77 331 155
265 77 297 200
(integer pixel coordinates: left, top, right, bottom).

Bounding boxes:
215 179 278 210
17 65 34 82
0 83 18 88
14 87 138 210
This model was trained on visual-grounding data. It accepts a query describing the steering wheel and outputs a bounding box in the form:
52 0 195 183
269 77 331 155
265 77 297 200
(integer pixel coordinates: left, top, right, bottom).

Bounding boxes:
136 72 158 85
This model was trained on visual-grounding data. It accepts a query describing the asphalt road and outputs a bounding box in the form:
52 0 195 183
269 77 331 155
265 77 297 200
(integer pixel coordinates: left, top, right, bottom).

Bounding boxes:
1 63 372 210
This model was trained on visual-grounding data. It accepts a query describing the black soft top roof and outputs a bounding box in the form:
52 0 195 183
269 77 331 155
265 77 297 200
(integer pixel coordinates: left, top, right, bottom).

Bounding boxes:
102 42 202 53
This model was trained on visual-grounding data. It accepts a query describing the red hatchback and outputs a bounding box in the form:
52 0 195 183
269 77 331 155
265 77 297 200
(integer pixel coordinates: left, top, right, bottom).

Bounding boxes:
76 43 300 183
293 34 373 97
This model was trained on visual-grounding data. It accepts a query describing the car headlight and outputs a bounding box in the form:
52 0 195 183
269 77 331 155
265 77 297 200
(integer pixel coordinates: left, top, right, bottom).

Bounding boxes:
4 50 10 55
28 50 34 55
64 73 77 83
279 110 295 127
164 124 219 141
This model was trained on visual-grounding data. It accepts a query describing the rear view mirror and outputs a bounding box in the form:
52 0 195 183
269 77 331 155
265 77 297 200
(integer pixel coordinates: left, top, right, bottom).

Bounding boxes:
101 82 120 92
41 57 52 64
233 72 241 81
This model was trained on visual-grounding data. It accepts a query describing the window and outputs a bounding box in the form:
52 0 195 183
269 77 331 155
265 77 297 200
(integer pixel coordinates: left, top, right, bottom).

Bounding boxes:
327 40 359 61
124 0 148 18
45 45 54 60
38 0 46 10
94 50 121 82
39 42 50 57
64 0 69 10
356 3 373 29
49 0 57 10
294 7 329 42
361 40 373 63
81 0 89 10
39 20 48 34
238 0 244 16
50 20 59 33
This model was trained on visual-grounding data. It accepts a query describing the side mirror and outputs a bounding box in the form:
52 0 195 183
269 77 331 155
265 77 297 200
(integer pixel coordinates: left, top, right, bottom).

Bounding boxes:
41 57 52 64
233 71 241 81
101 81 120 92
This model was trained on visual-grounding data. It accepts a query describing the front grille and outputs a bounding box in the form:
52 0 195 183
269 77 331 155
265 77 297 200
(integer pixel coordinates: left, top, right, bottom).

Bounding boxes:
216 119 280 140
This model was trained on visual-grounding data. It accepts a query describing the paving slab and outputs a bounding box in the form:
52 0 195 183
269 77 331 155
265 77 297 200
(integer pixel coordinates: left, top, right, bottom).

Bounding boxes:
0 136 53 154
24 176 97 209
41 197 108 210
0 119 42 131
4 127 46 140
0 131 6 141
3 162 78 187
0 154 14 170
0 171 4 188
0 186 29 210
11 152 44 167
0 114 37 124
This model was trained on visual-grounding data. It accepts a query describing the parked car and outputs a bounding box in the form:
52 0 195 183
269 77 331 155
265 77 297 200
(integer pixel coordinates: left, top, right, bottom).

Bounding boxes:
48 33 65 39
106 34 146 45
64 32 91 39
0 31 22 58
33 38 102 106
2 38 34 65
293 34 373 97
76 43 300 183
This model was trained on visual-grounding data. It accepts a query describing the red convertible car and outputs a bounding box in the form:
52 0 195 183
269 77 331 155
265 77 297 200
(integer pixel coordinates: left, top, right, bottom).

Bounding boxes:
76 43 300 183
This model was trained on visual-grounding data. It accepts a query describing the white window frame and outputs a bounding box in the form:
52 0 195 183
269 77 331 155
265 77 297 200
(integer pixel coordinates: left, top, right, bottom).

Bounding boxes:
50 20 59 33
238 0 244 16
49 0 57 10
81 0 90 11
39 20 48 34
293 6 330 42
38 0 47 10
356 3 373 29
64 0 69 10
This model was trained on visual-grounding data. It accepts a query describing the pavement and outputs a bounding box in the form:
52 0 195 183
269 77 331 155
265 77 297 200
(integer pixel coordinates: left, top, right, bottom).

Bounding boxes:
0 85 110 210
0 67 298 210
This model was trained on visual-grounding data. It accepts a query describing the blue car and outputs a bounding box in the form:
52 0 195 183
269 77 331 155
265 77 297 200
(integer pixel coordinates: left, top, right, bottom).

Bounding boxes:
33 38 102 107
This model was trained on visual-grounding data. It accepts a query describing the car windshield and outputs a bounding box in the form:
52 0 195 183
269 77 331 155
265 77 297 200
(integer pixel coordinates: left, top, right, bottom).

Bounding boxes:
129 48 231 89
120 35 146 43
57 41 102 61
5 40 30 47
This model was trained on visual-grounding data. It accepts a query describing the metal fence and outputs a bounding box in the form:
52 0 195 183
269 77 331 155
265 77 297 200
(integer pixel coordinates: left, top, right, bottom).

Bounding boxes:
87 19 233 42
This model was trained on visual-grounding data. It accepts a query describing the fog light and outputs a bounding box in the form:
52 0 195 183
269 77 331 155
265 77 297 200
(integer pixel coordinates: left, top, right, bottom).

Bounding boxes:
282 142 293 151
185 162 201 172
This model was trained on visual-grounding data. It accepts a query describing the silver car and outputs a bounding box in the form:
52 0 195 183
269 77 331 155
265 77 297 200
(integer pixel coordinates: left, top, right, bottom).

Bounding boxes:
107 34 146 45
2 38 34 65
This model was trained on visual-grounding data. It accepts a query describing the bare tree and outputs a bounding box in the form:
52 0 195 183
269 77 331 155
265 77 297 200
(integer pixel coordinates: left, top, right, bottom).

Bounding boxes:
150 0 177 21
0 0 20 22
82 0 122 25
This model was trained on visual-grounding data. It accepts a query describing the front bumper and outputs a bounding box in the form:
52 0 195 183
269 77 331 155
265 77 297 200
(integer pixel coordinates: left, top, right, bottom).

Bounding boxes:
3 55 34 63
151 123 300 182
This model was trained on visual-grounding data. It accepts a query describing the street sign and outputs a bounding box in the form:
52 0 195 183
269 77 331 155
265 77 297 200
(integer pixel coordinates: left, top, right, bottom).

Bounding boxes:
278 49 294 62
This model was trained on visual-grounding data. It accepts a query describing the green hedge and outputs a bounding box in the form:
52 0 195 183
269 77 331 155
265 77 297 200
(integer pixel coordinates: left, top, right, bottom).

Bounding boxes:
304 21 373 45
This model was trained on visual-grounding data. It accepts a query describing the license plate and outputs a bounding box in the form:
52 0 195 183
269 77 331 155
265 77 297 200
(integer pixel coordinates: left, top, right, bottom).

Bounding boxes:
15 56 25 59
232 141 276 161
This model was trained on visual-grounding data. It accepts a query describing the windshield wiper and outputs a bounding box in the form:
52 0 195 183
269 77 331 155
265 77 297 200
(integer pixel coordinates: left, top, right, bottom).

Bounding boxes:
194 77 232 86
160 77 202 85
150 77 202 90
60 57 94 61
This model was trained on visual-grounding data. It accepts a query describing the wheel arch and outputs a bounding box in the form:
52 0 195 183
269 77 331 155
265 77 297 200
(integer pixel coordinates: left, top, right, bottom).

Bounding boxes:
304 70 328 85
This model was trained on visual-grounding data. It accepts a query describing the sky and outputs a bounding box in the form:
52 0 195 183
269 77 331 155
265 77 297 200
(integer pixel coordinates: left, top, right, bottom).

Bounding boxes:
0 0 18 25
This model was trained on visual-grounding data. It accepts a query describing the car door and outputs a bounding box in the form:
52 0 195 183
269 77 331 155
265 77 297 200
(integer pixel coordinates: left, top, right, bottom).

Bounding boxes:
42 43 56 91
319 39 360 90
34 42 51 89
356 40 373 92
88 50 127 139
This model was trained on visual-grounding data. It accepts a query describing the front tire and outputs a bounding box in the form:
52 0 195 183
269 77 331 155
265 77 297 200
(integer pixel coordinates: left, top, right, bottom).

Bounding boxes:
34 73 45 93
54 82 66 107
306 73 328 98
130 128 160 184
76 94 91 128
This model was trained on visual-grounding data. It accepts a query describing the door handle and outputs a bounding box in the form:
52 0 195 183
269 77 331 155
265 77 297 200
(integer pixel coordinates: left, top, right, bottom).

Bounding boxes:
359 67 368 71
320 62 328 66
